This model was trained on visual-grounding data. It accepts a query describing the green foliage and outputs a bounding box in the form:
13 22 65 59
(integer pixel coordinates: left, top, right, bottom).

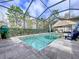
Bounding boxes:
7 5 30 28
53 10 59 16
7 5 23 14
8 28 48 37
28 20 33 29
25 12 29 16
7 5 24 28
7 5 24 21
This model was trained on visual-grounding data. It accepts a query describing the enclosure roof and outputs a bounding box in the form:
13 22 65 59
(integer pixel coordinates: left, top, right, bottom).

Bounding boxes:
0 0 79 20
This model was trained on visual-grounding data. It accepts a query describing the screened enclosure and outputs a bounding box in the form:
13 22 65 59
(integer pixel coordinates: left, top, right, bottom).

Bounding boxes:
0 0 79 37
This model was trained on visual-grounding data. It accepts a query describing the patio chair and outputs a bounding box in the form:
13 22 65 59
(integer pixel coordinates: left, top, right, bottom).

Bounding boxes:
65 23 79 41
65 31 79 41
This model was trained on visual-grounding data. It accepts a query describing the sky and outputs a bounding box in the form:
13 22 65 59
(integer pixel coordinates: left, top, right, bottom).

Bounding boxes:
0 0 79 20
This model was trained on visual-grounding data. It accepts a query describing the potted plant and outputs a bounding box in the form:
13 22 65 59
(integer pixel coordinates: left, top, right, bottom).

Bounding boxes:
0 25 9 39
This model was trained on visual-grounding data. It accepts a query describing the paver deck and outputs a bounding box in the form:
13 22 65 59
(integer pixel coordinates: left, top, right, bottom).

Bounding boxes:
40 38 79 59
0 38 79 59
0 39 47 59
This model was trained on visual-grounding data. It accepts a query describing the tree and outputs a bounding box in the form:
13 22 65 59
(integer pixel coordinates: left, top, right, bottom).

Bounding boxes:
64 12 76 19
64 12 70 19
36 18 45 29
40 18 48 29
48 9 59 32
7 5 24 28
50 10 59 21
23 12 29 29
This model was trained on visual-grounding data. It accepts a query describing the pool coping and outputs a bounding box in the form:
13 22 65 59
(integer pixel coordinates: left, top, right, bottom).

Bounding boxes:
10 32 61 50
10 32 60 41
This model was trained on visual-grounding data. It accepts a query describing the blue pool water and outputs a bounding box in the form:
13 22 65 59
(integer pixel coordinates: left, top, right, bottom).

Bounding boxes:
20 33 60 51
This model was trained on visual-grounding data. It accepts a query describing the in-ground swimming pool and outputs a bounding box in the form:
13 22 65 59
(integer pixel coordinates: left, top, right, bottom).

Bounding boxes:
20 33 60 51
